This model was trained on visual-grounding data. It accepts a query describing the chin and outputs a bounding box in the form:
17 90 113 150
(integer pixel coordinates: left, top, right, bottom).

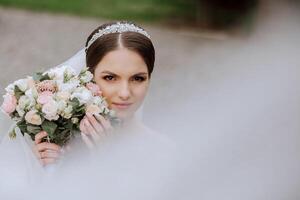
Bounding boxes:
115 111 134 120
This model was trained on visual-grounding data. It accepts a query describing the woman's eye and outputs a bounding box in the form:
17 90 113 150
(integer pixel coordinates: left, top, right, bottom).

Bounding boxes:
103 75 115 81
132 76 146 82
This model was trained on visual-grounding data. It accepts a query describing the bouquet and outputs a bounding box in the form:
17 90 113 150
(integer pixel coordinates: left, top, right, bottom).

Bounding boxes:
1 66 117 146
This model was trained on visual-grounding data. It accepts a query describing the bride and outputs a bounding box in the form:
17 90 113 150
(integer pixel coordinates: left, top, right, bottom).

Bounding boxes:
0 21 174 199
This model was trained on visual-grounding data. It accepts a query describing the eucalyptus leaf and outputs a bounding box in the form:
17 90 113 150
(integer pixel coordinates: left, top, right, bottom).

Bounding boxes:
69 98 80 110
40 74 51 81
17 119 27 135
14 85 24 100
41 120 58 137
27 125 42 134
33 72 43 81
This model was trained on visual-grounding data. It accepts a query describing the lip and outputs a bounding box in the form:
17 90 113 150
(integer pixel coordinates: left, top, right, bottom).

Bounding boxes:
111 102 133 109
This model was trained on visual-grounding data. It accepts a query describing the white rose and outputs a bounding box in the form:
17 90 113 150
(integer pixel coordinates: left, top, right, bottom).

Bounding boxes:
71 87 93 105
45 65 75 80
5 83 15 95
57 80 80 93
42 100 59 121
64 67 76 81
25 110 42 125
80 71 93 83
18 95 35 110
16 105 25 117
45 66 64 80
14 78 28 92
61 105 73 119
25 88 38 99
57 100 67 113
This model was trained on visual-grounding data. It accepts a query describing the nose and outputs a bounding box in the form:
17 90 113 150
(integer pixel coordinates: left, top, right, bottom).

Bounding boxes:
118 81 131 101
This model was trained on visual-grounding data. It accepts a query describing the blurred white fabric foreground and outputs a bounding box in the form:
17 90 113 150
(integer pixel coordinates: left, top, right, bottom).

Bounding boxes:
1 1 300 200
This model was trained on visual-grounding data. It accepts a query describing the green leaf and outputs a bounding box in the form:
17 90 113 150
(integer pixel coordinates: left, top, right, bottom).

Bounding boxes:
17 119 27 135
40 74 51 81
75 105 85 113
41 120 58 137
33 72 43 82
14 85 24 100
27 125 42 134
69 98 80 110
34 72 51 82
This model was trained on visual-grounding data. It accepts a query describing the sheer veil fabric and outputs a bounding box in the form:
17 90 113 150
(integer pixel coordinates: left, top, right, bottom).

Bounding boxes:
0 48 170 199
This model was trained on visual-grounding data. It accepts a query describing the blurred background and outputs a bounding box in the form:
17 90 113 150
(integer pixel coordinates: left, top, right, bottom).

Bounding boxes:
0 0 259 29
1 0 300 199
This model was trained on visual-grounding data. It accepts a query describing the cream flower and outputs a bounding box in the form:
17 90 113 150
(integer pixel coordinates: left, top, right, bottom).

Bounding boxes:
16 105 25 117
56 91 71 101
25 110 42 125
61 105 73 119
71 117 79 124
80 71 93 83
18 95 35 110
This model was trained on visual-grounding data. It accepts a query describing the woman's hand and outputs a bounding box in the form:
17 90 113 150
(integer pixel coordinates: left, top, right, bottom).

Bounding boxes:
34 131 62 166
79 113 113 148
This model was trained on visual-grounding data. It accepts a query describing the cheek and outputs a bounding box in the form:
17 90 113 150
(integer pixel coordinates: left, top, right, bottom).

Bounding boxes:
94 79 115 104
133 83 149 102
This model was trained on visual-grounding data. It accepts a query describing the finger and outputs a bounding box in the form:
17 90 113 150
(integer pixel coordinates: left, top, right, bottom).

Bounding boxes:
94 114 113 132
79 118 86 133
84 118 101 142
40 151 60 159
80 122 97 146
36 142 61 152
80 121 90 136
81 132 94 149
41 158 56 166
86 113 105 132
35 131 48 144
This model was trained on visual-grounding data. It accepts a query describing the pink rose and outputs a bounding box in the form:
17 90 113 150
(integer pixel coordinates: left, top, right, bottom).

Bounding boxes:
86 83 102 96
1 94 17 114
37 91 53 105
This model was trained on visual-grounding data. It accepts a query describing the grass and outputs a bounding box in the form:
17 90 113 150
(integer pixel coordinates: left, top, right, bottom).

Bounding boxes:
0 0 197 23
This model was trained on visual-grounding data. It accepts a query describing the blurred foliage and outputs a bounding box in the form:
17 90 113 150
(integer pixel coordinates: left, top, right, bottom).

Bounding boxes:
0 0 195 23
0 0 259 30
194 0 259 29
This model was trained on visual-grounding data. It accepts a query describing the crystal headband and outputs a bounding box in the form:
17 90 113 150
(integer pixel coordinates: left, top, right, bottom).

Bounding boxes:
86 22 151 50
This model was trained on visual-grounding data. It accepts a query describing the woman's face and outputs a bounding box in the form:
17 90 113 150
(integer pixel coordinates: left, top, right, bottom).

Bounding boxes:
93 48 150 120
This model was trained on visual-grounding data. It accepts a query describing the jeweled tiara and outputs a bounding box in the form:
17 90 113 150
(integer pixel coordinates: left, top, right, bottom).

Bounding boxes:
86 22 151 50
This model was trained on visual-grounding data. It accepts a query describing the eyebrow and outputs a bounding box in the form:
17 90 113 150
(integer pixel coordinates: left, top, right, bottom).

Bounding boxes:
101 71 148 76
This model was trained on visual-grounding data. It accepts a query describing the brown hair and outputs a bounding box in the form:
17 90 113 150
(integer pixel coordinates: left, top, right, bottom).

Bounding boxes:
85 21 155 77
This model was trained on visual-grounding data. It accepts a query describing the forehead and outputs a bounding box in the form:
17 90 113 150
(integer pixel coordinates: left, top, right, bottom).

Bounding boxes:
95 48 148 75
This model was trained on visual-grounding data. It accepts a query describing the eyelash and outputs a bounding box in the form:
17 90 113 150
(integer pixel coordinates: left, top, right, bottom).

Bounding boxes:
132 76 146 82
102 75 147 82
103 75 115 81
